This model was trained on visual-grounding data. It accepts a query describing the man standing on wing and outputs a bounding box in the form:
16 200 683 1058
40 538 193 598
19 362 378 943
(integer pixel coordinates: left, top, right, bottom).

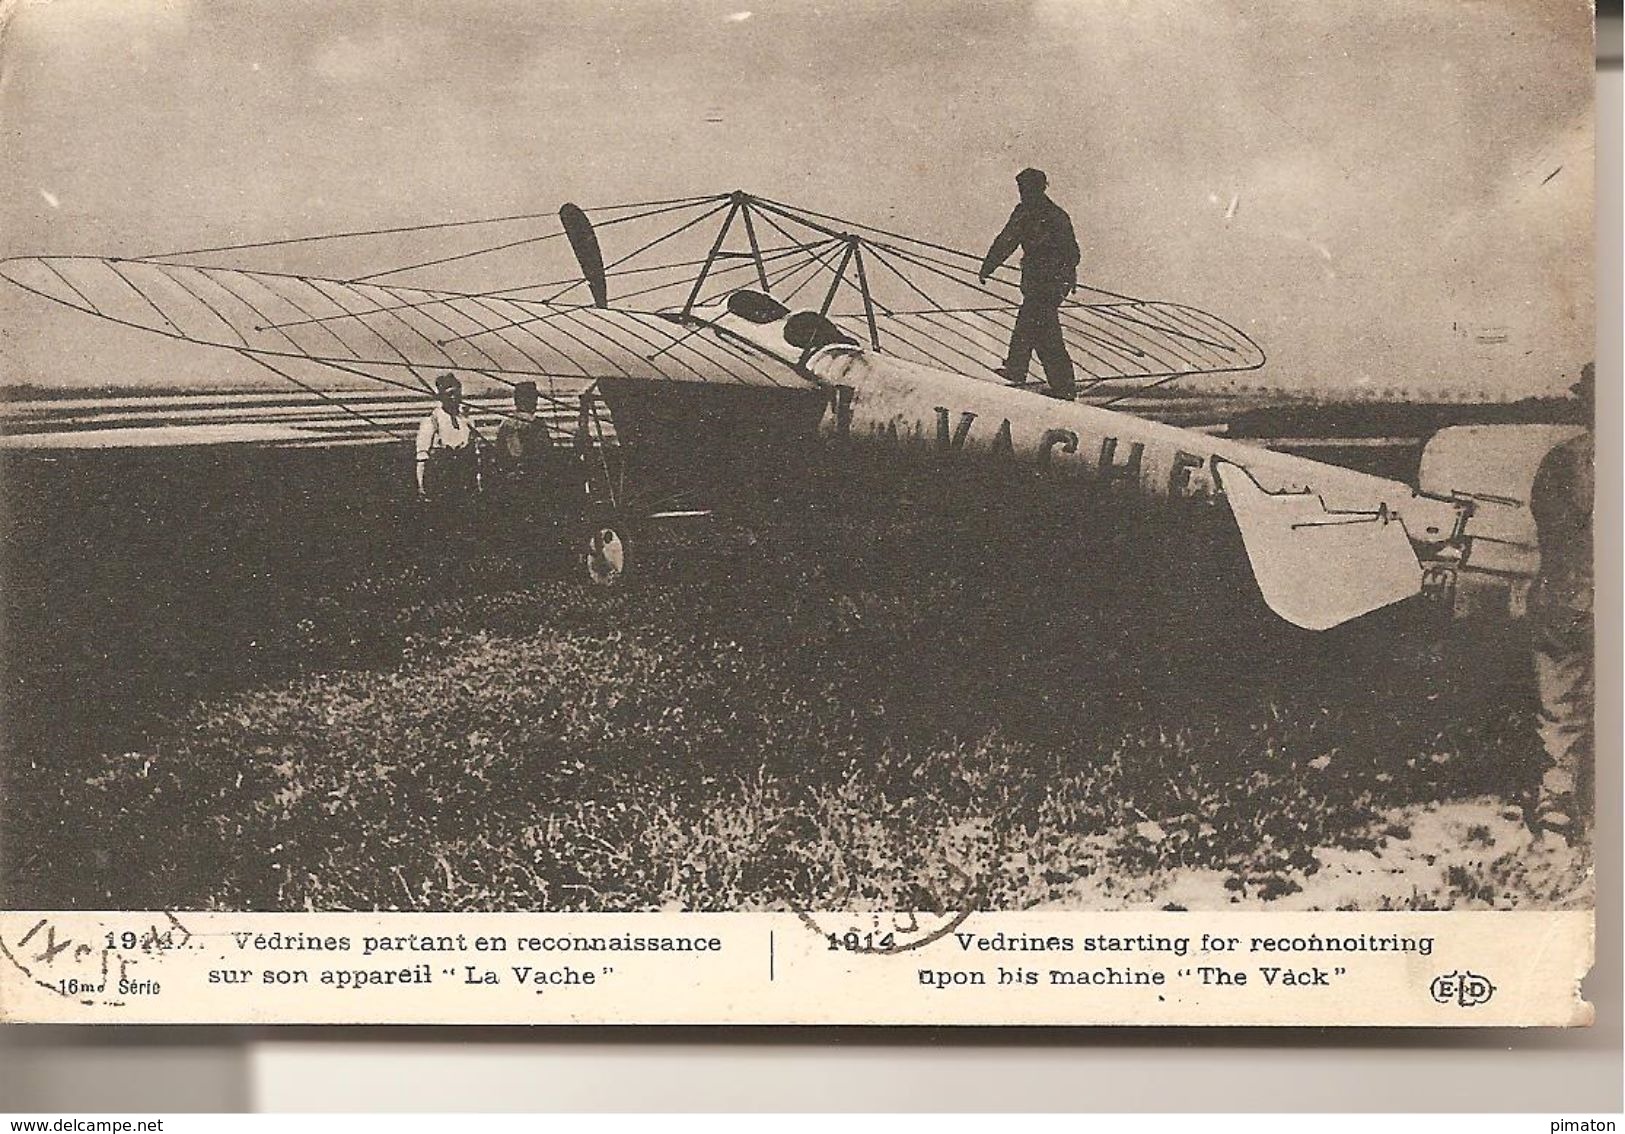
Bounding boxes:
979 167 1081 400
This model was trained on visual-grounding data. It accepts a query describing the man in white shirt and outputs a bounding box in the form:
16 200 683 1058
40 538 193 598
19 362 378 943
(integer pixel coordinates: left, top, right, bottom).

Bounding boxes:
415 372 480 505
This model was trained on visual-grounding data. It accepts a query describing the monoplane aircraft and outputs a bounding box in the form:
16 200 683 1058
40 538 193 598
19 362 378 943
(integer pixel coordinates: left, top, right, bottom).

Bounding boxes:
0 191 1583 630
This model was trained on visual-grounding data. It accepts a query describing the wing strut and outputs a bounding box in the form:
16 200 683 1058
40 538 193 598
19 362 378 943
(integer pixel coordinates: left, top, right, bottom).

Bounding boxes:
739 204 772 292
851 244 881 350
819 239 857 318
680 197 742 316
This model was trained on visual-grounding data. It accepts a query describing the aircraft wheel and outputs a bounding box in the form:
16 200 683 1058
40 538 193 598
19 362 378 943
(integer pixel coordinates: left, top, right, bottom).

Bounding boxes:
585 522 629 586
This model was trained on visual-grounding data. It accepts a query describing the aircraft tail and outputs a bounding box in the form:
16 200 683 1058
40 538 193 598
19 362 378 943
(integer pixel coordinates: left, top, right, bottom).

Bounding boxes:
1216 422 1588 630
1212 459 1424 631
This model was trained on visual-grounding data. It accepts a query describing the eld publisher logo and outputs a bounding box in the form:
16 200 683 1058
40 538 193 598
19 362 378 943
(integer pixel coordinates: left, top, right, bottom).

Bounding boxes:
1430 970 1496 1007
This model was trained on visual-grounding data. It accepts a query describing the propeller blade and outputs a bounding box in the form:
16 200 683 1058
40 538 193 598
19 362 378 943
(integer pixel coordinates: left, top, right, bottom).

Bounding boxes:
559 203 608 308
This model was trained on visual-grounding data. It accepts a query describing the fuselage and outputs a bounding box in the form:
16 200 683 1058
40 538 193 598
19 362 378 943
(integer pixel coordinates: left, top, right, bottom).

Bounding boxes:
657 290 1575 631
700 294 1465 546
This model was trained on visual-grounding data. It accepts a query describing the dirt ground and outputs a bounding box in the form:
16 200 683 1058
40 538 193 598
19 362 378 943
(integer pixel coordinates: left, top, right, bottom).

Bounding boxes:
0 441 1593 913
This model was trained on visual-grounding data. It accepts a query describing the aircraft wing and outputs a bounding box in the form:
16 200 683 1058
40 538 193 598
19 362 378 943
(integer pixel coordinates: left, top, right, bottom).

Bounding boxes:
842 301 1265 387
728 194 1266 394
1 194 1266 399
0 255 813 391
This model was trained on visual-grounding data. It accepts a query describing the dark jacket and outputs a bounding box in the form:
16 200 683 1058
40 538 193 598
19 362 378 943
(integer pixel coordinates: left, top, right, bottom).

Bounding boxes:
981 195 1081 301
1529 430 1594 617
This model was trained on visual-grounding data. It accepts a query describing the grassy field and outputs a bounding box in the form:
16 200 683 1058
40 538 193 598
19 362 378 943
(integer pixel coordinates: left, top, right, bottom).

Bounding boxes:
0 443 1591 912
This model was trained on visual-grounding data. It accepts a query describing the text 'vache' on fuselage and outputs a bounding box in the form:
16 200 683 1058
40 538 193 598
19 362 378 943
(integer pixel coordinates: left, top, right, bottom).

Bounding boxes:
820 377 1213 502
703 291 1219 503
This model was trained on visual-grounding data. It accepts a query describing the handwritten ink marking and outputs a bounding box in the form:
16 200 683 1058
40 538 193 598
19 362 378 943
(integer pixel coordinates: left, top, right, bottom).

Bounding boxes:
0 911 196 1009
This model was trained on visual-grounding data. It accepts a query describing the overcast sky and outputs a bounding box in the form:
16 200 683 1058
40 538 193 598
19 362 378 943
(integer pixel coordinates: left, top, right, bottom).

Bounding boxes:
0 0 1595 396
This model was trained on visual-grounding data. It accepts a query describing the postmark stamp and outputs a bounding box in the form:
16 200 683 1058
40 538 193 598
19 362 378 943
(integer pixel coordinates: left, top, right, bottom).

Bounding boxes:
0 911 194 1009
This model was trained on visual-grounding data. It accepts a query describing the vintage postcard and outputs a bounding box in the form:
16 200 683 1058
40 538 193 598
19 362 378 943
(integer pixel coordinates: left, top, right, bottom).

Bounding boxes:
0 0 1596 1025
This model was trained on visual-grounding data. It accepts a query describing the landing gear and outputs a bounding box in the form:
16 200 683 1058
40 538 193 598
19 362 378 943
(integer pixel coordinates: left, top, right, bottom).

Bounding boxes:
585 523 628 586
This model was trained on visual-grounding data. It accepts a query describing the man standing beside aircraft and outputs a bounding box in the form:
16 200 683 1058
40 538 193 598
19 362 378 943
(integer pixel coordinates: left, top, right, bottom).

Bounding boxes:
1525 371 1594 842
415 372 482 562
979 167 1081 400
494 380 550 483
493 380 559 567
416 372 480 502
